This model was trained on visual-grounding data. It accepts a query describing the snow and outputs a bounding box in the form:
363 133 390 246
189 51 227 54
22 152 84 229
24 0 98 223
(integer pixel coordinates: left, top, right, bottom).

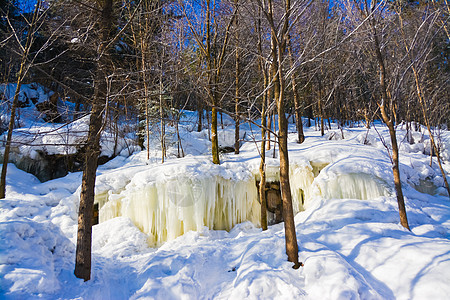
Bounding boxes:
1 107 450 299
0 84 140 164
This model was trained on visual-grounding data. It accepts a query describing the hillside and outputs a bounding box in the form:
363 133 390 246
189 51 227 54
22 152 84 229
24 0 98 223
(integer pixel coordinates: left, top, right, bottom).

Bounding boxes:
1 104 449 299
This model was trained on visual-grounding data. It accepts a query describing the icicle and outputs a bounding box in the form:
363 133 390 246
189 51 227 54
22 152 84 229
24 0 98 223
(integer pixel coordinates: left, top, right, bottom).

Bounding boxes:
98 175 260 246
96 161 390 246
313 172 390 200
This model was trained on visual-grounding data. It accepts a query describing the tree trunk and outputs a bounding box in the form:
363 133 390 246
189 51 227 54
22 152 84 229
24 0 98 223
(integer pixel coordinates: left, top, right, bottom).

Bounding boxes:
234 0 240 155
380 106 410 230
260 72 268 231
267 108 272 150
318 79 325 136
364 108 370 129
272 112 277 159
0 71 24 199
306 93 313 127
211 105 220 164
276 44 301 269
268 0 301 268
287 37 304 144
159 58 166 163
206 107 211 140
197 105 203 132
176 115 185 158
74 97 103 281
257 7 267 230
74 0 113 281
205 0 220 165
0 1 41 199
141 54 150 160
371 16 410 230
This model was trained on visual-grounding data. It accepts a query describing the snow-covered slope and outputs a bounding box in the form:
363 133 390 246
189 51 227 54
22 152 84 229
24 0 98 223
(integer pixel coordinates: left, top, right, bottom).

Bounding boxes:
0 84 140 181
1 114 450 299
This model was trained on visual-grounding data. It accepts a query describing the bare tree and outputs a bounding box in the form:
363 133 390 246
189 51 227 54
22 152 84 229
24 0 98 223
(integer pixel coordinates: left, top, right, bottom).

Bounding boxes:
0 0 44 198
74 0 141 281
234 0 241 154
396 3 450 198
178 0 236 164
254 0 306 269
350 0 410 229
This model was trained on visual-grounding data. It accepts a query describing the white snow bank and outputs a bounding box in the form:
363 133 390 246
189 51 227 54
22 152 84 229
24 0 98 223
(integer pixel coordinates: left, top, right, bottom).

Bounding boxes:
1 115 140 158
0 220 74 296
1 113 450 299
3 170 450 299
0 83 51 108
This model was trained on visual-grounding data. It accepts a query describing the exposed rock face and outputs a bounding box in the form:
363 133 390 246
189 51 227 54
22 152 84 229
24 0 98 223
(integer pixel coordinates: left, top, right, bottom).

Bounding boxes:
257 181 284 225
35 93 62 123
1 146 111 182
264 182 283 225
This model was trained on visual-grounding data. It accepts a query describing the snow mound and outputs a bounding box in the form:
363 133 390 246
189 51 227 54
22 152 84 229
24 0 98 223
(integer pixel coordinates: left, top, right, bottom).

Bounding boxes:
0 219 74 298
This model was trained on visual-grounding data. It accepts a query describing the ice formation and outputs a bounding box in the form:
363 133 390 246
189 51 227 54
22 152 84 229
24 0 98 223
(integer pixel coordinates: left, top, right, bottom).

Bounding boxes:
314 172 391 200
98 175 261 246
96 161 390 245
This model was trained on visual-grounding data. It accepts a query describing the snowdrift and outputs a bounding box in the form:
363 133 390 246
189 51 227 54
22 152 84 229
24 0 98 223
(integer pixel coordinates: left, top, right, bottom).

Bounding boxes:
1 108 450 299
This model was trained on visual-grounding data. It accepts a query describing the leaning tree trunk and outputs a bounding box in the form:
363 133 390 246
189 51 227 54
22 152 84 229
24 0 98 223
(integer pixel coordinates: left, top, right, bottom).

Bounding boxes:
380 105 409 230
371 17 410 230
397 10 450 199
269 0 301 268
74 0 113 281
0 67 25 199
0 1 41 199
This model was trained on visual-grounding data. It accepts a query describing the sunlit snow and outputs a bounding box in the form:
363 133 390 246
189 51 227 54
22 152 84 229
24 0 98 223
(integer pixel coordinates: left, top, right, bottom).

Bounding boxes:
0 90 449 299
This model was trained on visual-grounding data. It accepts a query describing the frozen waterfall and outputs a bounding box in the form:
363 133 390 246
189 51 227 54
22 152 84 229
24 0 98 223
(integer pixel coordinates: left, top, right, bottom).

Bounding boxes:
95 161 390 246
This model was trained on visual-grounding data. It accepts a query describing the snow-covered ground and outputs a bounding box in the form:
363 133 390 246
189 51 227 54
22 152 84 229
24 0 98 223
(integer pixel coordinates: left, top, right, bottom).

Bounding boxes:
0 83 140 159
1 100 450 299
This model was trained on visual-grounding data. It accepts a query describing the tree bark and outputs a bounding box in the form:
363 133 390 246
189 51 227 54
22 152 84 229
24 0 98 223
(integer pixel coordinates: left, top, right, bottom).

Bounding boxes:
74 0 113 281
287 36 304 144
234 0 240 155
267 0 301 268
260 70 268 231
318 77 325 136
380 104 410 230
159 52 166 163
371 15 410 230
266 108 272 150
276 42 301 268
74 96 103 281
197 105 203 132
206 0 220 165
256 7 268 230
211 106 220 164
0 0 41 199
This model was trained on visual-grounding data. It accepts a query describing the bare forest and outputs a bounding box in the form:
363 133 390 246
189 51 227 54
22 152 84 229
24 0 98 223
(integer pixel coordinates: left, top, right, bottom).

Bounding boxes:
1 0 449 284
